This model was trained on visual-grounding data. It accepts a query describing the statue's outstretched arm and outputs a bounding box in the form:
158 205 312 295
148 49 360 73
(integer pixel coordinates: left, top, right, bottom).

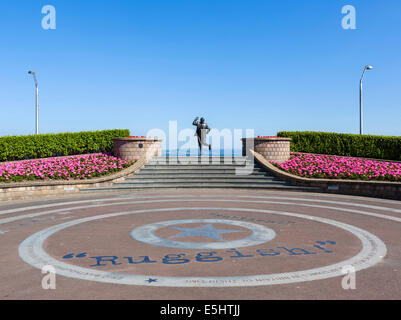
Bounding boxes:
193 117 199 126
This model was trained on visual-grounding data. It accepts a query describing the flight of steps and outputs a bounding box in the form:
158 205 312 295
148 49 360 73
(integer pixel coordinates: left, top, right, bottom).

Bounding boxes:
81 156 321 192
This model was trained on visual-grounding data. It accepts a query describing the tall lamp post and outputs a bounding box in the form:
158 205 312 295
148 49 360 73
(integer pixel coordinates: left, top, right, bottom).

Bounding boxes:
28 71 39 135
359 65 373 135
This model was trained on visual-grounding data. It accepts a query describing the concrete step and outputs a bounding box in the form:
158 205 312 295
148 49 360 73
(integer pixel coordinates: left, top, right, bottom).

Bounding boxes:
149 158 249 164
127 175 276 180
135 171 270 176
146 163 253 167
81 184 321 192
140 167 264 172
142 165 257 170
116 179 287 185
135 171 265 176
148 162 251 166
79 155 322 194
151 156 247 160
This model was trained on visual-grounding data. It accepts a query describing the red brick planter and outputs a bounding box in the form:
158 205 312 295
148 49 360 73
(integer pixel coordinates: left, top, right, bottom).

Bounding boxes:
242 137 291 163
113 137 162 162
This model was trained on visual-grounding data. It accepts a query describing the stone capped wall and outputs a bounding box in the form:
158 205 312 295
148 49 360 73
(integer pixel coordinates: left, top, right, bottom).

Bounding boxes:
242 137 291 163
113 137 162 162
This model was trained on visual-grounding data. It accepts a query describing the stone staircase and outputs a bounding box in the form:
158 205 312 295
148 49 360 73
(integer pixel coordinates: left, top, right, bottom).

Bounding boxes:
81 156 321 192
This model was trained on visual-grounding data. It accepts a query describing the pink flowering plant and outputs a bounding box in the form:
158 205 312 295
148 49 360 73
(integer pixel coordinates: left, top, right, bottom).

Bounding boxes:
271 153 401 182
0 154 133 183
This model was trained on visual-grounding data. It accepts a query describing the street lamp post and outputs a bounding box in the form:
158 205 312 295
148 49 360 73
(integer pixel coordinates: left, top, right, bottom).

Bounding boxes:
359 65 373 135
28 71 39 135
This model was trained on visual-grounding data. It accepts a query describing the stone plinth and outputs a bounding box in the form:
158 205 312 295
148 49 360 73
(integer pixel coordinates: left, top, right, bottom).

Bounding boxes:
113 137 162 162
242 137 291 163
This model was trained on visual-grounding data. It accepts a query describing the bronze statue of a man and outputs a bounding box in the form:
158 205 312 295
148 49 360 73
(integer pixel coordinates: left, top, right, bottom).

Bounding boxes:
193 117 211 155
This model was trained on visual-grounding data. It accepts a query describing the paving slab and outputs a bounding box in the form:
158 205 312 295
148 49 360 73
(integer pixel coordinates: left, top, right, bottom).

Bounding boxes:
0 189 400 300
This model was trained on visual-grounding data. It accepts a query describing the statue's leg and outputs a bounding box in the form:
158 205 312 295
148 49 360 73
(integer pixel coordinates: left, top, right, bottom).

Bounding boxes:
197 136 202 156
201 139 211 151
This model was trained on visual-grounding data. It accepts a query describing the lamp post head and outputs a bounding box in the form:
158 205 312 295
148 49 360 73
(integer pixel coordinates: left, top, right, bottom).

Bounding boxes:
365 65 373 70
28 70 38 87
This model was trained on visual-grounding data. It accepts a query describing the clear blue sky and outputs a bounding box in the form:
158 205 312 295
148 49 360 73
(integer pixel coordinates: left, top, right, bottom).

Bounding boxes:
1 0 400 138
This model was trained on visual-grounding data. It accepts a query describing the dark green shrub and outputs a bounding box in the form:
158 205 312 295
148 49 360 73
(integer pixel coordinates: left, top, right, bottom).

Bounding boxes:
0 129 130 162
277 131 401 161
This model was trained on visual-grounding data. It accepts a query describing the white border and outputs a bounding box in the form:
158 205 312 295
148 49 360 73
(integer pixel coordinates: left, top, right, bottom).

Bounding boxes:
131 219 276 249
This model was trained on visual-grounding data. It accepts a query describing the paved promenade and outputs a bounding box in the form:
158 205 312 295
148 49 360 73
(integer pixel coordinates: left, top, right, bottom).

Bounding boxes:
1 189 400 299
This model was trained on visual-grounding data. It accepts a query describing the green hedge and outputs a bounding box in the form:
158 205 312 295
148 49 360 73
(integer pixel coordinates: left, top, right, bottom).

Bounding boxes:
0 129 130 162
277 131 401 161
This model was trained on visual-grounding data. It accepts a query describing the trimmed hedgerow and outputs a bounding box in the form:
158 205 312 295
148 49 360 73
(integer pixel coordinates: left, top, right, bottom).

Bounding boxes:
0 129 130 162
277 131 401 161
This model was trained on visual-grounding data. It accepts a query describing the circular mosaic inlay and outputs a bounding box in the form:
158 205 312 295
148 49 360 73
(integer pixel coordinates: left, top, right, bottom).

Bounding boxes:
130 219 277 249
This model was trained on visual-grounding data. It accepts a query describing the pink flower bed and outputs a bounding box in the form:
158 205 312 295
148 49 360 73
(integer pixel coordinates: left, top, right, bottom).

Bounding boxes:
0 154 133 183
271 153 401 182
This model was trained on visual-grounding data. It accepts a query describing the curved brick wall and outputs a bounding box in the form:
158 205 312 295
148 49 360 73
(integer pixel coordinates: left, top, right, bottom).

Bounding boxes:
242 137 291 163
113 138 162 162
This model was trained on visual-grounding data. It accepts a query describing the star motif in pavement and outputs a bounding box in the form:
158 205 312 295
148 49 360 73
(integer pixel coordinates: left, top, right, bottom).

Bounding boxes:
146 278 158 283
169 224 244 241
